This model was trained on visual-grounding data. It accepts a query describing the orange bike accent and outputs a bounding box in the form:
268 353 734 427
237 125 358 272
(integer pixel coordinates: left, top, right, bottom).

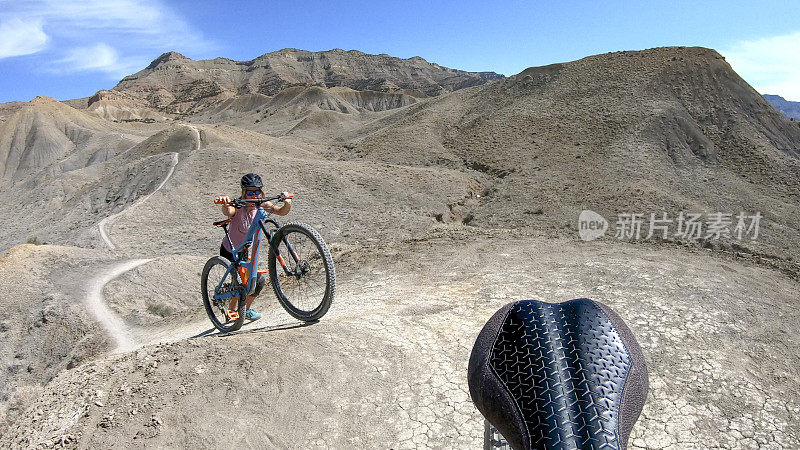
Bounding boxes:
285 193 295 199
238 266 249 285
257 269 268 274
276 254 287 268
225 309 240 320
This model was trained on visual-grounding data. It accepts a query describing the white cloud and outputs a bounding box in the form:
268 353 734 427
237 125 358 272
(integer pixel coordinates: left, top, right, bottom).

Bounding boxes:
722 31 800 101
0 0 216 77
56 43 140 77
36 0 211 53
0 18 49 58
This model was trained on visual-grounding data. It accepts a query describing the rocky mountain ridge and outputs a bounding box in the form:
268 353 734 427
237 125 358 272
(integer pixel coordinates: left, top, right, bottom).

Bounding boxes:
105 48 504 114
765 94 800 120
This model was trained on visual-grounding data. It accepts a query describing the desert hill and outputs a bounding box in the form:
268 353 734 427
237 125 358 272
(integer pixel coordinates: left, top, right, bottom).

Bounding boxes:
186 85 422 138
347 47 800 265
0 46 799 448
0 96 164 183
0 101 24 125
106 49 503 115
0 97 188 252
63 49 502 132
1 46 798 299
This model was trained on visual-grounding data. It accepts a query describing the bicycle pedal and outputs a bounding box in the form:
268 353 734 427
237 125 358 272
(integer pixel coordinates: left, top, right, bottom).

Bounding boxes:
225 309 240 320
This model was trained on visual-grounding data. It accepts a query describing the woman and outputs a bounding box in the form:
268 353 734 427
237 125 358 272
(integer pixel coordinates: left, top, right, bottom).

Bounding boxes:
214 173 292 320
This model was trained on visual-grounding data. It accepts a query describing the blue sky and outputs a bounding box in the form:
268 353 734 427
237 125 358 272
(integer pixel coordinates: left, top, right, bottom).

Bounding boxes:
1 0 799 102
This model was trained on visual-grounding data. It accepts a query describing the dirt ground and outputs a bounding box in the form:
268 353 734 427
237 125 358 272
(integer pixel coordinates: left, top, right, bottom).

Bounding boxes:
1 233 798 449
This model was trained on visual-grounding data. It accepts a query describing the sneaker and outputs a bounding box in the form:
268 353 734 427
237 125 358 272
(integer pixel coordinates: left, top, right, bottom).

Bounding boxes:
245 308 262 321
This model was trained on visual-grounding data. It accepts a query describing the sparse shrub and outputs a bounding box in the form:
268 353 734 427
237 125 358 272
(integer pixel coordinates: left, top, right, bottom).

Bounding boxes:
26 236 40 245
147 303 173 317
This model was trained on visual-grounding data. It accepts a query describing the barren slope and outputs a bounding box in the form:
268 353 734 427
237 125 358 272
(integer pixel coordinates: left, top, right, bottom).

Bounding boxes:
0 245 113 410
347 47 800 265
0 97 149 182
0 107 194 253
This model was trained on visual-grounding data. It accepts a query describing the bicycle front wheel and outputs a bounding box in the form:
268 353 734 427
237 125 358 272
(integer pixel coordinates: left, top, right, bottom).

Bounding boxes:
201 256 246 332
268 222 335 321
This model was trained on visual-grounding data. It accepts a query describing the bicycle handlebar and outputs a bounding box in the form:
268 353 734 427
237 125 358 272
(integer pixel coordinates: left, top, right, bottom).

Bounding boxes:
214 193 294 207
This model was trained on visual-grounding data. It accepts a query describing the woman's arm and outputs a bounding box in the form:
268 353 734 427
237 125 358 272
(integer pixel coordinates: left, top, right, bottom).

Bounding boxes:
215 196 237 217
266 195 292 216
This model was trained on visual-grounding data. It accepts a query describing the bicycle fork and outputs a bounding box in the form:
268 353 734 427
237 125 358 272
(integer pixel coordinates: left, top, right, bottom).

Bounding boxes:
271 237 302 277
258 222 303 277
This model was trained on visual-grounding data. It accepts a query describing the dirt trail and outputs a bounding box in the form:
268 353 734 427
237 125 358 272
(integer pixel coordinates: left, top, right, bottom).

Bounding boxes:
98 152 180 250
98 123 199 250
92 149 180 350
90 125 203 349
84 259 153 353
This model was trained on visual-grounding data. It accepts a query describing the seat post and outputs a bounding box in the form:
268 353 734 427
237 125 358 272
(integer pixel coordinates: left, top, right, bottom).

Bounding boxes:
222 224 235 256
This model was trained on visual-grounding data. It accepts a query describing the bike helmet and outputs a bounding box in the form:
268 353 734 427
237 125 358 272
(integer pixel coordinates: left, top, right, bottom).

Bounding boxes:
240 173 263 189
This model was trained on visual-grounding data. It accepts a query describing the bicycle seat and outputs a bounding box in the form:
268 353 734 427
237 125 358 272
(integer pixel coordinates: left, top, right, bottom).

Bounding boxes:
213 218 232 227
468 299 648 450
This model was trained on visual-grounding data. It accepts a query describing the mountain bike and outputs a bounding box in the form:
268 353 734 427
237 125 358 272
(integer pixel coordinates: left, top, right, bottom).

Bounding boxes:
200 193 335 333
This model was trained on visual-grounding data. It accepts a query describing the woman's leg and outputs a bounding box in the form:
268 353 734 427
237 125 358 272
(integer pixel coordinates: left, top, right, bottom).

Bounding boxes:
245 274 266 318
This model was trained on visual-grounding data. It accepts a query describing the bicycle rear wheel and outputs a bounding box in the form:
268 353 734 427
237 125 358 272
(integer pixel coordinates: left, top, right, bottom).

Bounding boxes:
268 222 335 321
201 256 246 332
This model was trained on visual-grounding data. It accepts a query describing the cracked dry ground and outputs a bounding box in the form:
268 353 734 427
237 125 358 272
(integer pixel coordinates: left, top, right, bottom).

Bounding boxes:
2 234 798 448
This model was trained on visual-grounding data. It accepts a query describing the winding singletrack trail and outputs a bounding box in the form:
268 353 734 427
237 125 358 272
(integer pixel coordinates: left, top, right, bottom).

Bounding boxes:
90 125 202 350
84 259 153 353
98 152 180 249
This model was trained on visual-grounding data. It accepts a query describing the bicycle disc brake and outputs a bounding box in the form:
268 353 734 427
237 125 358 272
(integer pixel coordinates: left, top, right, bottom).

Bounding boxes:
213 283 237 308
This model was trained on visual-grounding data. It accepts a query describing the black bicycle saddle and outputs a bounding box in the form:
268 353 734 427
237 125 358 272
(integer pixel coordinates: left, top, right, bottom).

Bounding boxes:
468 299 648 450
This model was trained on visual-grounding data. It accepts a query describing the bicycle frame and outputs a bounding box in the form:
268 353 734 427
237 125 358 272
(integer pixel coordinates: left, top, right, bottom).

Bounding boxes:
212 205 301 302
